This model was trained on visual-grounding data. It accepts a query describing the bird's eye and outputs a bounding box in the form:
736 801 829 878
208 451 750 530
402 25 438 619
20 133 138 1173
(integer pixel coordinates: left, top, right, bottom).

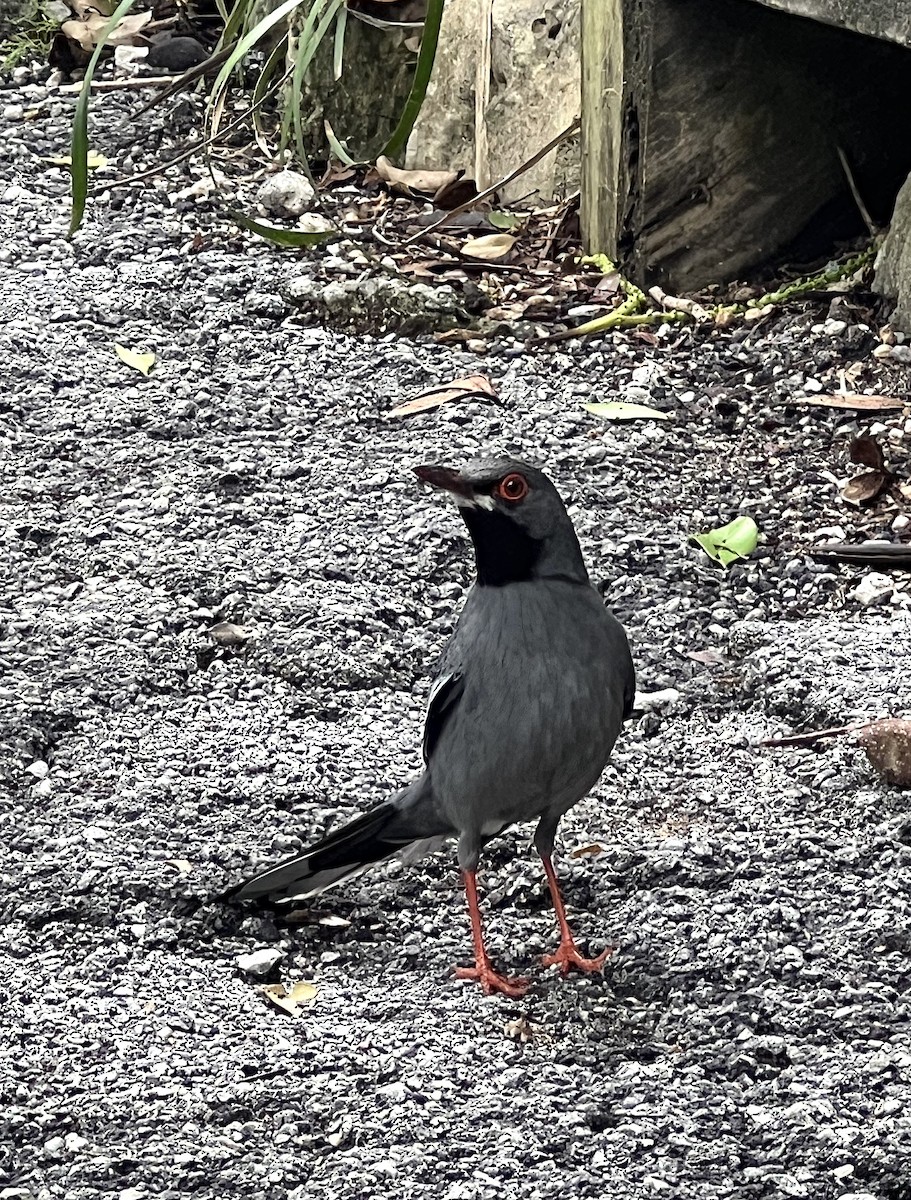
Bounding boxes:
495 473 529 503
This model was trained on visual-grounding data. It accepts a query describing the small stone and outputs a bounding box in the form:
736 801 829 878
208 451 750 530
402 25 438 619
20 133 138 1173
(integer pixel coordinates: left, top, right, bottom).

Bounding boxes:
235 948 284 976
25 760 49 779
118 1189 147 1200
65 1133 88 1153
634 687 680 711
256 170 317 218
889 344 911 363
851 573 894 608
82 825 111 841
822 318 847 336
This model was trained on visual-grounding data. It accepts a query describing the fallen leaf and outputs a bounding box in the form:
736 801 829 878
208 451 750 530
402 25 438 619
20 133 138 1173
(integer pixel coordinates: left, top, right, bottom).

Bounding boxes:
850 435 885 471
488 212 523 231
692 516 759 567
43 151 108 169
260 981 318 1016
375 155 457 197
386 373 498 419
433 176 479 209
686 648 727 665
841 470 891 506
114 344 155 375
319 914 352 928
461 233 516 261
165 858 193 875
803 393 905 411
570 843 604 859
585 401 671 422
859 719 911 788
62 9 152 50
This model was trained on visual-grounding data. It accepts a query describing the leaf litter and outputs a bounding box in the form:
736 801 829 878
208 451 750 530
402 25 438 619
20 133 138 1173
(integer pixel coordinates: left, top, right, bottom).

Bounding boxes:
260 981 319 1017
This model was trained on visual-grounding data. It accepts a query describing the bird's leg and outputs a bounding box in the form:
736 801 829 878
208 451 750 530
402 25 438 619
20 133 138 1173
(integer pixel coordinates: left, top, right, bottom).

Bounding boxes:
455 869 529 998
540 853 612 975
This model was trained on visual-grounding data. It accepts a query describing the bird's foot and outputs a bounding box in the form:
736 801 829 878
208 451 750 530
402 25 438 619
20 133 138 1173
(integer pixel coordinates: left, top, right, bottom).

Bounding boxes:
543 940 613 977
455 961 530 998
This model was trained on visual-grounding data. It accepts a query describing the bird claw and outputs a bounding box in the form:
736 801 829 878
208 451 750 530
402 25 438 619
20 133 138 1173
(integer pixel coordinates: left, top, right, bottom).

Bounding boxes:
542 941 613 976
455 963 530 998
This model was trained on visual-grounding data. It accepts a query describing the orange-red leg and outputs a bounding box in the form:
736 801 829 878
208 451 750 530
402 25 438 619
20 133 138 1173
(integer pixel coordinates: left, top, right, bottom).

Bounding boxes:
540 854 612 975
455 870 529 998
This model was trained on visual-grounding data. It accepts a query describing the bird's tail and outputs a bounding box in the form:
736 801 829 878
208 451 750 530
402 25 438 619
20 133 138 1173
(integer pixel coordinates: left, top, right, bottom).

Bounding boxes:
230 786 447 903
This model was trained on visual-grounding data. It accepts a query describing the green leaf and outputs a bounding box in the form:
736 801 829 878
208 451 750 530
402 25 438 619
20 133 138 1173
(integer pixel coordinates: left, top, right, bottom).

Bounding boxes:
69 0 139 236
332 1 347 80
323 118 363 167
114 344 156 375
691 516 759 568
381 0 445 159
488 212 522 230
584 401 671 421
227 208 335 247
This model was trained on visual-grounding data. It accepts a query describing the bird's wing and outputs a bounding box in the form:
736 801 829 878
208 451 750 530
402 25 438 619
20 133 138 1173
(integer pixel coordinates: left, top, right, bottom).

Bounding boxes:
422 670 465 765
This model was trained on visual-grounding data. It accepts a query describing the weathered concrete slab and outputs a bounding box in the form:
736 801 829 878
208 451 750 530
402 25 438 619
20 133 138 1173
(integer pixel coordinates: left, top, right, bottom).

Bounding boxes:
875 172 911 333
752 0 911 47
407 0 581 205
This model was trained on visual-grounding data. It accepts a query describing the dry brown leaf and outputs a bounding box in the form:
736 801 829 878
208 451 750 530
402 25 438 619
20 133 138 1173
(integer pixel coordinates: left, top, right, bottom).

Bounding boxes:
260 981 318 1016
858 719 911 788
504 1017 537 1043
62 9 152 50
841 469 891 506
804 393 905 411
386 373 498 419
850 435 885 471
686 648 727 665
461 234 517 261
375 155 458 197
433 176 479 209
570 843 604 859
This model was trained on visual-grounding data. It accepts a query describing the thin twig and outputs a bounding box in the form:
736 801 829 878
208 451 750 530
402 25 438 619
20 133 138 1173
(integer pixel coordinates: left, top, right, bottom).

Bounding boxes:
836 145 878 238
402 118 581 246
758 720 876 748
648 285 711 322
58 75 179 93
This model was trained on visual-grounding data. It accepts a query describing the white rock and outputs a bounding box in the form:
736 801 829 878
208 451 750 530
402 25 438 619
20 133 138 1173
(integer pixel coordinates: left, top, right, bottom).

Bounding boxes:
256 170 317 218
851 573 894 608
235 948 284 976
81 825 111 841
634 687 681 712
24 760 48 779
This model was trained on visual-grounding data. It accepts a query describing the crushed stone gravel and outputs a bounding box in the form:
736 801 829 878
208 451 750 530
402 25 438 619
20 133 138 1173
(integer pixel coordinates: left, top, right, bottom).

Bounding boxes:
2 69 911 1200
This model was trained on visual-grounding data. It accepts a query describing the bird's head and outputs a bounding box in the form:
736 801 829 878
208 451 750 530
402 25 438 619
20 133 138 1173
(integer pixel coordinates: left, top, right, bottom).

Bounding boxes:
414 457 589 587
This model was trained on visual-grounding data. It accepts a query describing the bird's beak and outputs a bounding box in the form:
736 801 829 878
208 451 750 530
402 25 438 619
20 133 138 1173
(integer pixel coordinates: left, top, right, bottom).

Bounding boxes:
413 464 475 501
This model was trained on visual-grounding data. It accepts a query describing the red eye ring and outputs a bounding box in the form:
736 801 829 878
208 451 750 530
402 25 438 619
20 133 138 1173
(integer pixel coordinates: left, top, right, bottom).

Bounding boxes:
495 472 529 503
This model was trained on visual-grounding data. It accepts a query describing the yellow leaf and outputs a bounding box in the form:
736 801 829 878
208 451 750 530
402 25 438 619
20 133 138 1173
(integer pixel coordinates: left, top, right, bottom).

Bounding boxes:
260 981 318 1016
114 344 156 376
44 152 108 169
461 234 516 261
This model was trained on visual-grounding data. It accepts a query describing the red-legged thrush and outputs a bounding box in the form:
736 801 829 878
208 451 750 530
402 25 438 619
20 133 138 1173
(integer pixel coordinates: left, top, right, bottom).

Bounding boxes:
231 458 635 996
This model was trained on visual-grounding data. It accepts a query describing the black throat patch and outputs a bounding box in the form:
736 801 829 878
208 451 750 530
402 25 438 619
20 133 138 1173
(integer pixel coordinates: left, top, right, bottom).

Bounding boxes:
461 507 543 586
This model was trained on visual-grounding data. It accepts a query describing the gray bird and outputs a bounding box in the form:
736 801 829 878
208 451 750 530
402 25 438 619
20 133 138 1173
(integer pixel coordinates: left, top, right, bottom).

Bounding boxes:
232 458 635 996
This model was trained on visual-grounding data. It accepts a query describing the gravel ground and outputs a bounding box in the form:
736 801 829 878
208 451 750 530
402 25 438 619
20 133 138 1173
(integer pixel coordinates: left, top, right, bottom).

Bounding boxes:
3 72 911 1200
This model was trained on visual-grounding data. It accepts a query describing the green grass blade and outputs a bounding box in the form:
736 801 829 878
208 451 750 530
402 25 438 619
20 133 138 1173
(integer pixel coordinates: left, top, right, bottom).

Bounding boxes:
381 0 444 159
210 0 304 117
332 2 347 80
290 0 343 169
227 208 334 247
69 0 138 236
